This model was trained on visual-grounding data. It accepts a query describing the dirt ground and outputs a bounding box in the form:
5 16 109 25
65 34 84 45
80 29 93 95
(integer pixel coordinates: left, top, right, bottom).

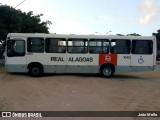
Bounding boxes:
0 62 160 120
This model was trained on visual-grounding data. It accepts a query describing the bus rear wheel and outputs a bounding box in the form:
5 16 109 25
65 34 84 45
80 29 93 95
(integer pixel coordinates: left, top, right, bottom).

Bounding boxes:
29 64 43 77
100 65 115 78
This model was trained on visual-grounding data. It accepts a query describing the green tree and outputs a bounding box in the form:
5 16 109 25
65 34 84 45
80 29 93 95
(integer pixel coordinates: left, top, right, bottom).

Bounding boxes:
153 30 160 52
127 33 141 36
0 4 52 56
0 5 52 41
154 29 160 40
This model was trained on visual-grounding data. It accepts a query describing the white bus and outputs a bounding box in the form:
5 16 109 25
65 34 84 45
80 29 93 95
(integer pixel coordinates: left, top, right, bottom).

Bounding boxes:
4 33 157 77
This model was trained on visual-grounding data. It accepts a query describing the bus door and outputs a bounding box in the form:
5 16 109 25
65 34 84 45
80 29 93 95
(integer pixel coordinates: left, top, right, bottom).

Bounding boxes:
6 39 27 72
66 39 91 73
130 40 154 69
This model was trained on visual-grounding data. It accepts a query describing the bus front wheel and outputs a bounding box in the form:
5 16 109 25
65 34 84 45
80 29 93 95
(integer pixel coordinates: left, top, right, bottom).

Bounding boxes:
100 65 115 78
29 64 43 77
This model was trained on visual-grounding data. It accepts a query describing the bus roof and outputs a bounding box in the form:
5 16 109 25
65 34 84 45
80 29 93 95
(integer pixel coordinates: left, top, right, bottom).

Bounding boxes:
7 33 155 40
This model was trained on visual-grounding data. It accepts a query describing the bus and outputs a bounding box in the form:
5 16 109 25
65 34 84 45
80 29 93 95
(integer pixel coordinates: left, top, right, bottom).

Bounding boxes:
4 33 157 78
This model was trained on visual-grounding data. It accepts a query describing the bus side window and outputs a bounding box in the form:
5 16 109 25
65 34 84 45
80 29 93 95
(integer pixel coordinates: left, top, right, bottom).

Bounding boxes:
67 39 88 53
7 40 25 57
132 40 153 54
27 38 44 53
45 38 66 53
111 39 131 54
89 39 109 54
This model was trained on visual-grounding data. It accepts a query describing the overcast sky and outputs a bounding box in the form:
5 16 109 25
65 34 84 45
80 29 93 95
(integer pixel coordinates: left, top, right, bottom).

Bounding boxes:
1 0 160 35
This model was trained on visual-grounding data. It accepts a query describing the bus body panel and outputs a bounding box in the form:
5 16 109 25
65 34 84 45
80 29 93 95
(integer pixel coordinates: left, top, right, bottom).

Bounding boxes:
117 54 131 66
27 53 66 73
115 66 155 74
5 56 27 72
66 53 91 73
99 54 117 66
130 55 154 66
88 54 99 73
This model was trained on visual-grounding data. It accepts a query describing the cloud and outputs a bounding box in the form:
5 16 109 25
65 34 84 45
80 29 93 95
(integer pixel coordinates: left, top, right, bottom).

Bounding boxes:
139 13 156 25
138 0 160 25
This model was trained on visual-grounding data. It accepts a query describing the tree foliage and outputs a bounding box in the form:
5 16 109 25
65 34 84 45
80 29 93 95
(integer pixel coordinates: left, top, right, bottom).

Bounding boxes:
154 30 160 51
0 4 52 56
127 33 141 36
154 29 160 40
0 4 52 41
116 33 141 36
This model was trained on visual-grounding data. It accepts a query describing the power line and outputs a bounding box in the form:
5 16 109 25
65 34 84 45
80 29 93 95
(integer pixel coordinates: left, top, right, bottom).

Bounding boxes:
14 0 26 9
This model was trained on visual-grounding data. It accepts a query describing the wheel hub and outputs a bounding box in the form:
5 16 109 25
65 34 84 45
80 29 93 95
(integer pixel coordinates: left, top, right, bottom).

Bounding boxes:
103 67 111 76
32 67 39 75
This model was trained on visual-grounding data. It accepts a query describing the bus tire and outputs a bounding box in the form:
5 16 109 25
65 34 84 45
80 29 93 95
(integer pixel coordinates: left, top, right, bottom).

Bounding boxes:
29 64 43 77
100 64 115 78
